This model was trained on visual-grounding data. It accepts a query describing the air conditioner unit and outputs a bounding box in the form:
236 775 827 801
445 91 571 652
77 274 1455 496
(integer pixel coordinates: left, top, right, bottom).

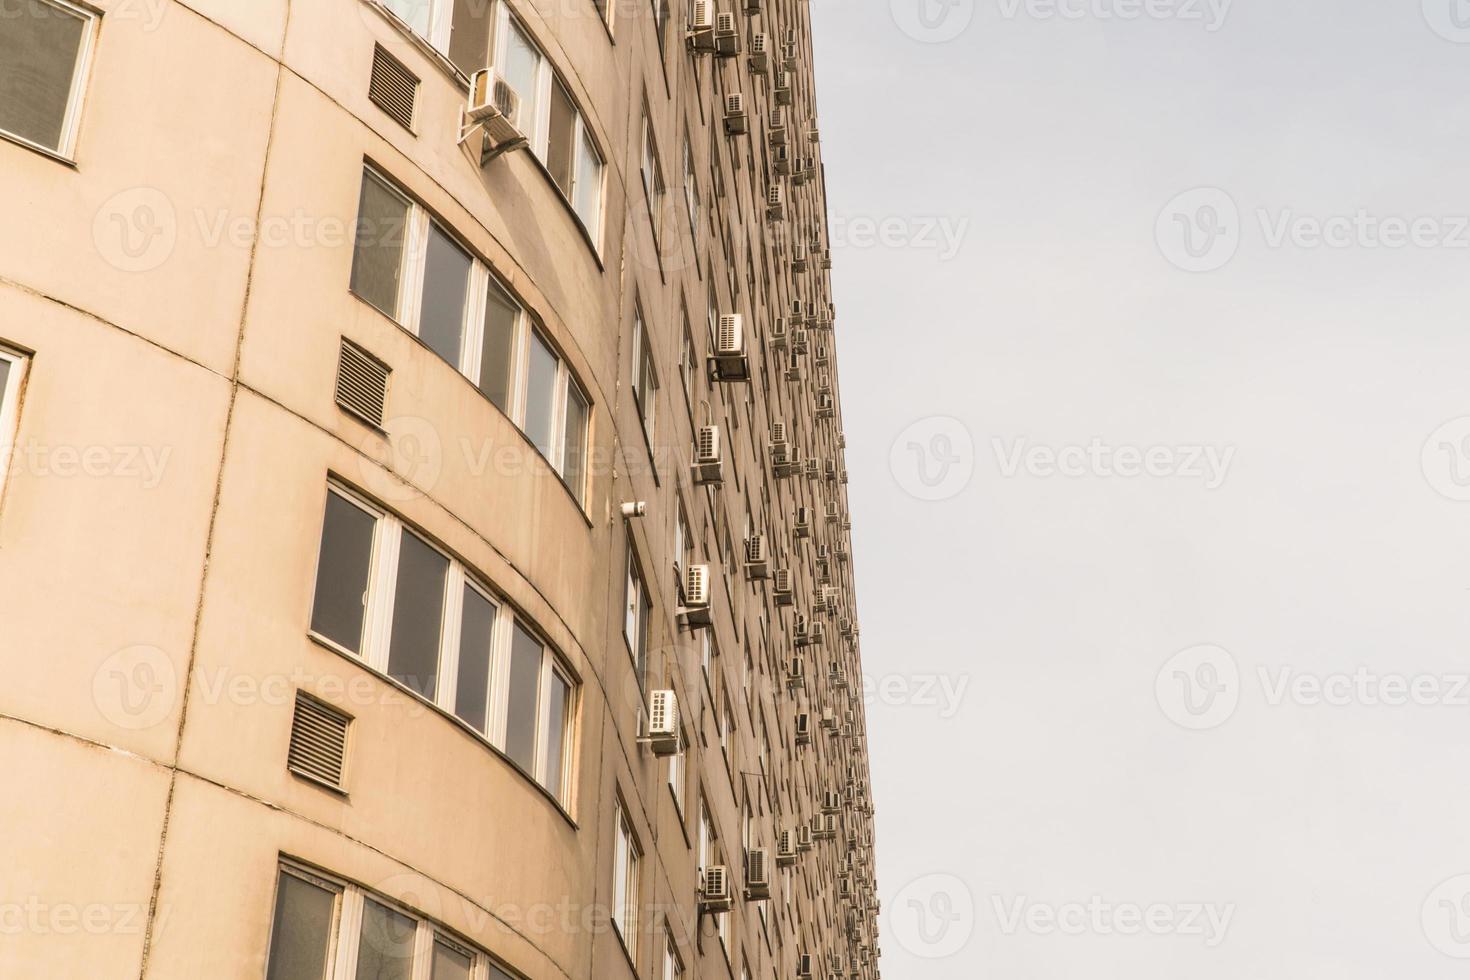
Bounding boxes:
768 107 788 144
796 953 813 979
774 143 793 176
708 314 750 381
773 568 795 604
746 849 771 900
795 712 812 746
692 425 724 484
774 443 801 479
460 70 529 164
687 0 716 51
646 689 681 756
749 32 770 72
775 71 794 106
784 352 803 384
792 243 809 273
724 93 749 136
794 507 812 539
770 316 789 350
745 534 769 579
770 420 788 449
808 125 821 144
817 372 833 395
815 812 838 840
816 393 835 419
823 791 841 814
803 456 819 480
679 564 714 628
824 500 840 523
715 11 741 56
777 831 798 867
796 825 814 851
815 344 830 368
821 248 833 271
787 655 805 688
781 41 798 71
791 327 809 354
767 183 786 221
701 866 734 912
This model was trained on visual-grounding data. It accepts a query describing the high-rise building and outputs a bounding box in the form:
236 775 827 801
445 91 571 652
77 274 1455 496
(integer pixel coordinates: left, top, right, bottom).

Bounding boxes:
0 0 878 977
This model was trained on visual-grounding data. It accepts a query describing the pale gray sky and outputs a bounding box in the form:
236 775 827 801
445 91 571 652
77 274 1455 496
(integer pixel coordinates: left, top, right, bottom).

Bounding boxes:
812 0 1470 974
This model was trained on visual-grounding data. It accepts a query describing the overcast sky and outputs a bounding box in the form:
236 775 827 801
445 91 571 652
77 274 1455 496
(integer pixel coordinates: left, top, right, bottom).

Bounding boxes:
811 0 1470 974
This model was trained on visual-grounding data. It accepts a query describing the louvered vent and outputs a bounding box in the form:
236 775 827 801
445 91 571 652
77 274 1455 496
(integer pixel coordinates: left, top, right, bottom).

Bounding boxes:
336 338 390 427
369 44 419 130
288 692 351 790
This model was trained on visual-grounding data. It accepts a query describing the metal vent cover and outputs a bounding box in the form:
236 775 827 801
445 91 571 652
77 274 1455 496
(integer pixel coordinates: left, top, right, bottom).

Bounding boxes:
288 692 351 790
335 338 390 427
369 44 419 130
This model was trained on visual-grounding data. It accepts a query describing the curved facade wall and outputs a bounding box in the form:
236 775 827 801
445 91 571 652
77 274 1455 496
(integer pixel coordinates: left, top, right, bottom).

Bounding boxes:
0 0 878 978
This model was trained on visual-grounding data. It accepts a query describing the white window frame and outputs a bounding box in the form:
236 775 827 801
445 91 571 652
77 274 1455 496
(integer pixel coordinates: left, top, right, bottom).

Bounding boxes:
308 483 577 804
267 859 511 980
0 0 98 160
683 135 700 234
376 0 454 52
351 168 591 501
624 547 651 689
613 803 642 960
662 930 683 980
492 5 605 246
631 308 658 443
0 346 30 492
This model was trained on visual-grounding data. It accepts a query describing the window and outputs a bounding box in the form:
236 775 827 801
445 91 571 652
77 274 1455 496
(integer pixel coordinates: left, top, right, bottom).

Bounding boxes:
265 863 513 980
624 548 651 692
0 0 96 158
667 723 686 814
308 485 577 803
662 933 683 980
613 804 642 959
673 504 691 590
0 347 29 489
641 113 667 244
632 308 658 443
683 136 700 233
349 169 591 504
493 10 605 244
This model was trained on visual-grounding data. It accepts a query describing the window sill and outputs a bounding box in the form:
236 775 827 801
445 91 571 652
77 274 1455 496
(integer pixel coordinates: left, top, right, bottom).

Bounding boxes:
0 129 78 169
304 630 580 831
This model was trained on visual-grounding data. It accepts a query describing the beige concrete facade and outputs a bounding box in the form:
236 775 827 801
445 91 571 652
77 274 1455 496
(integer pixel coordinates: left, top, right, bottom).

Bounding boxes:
0 0 877 978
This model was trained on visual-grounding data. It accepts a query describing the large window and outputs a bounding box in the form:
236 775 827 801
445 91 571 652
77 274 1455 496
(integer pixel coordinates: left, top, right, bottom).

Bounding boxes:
632 308 658 444
0 0 96 158
493 10 605 243
612 804 642 960
641 113 667 244
309 484 577 804
0 347 29 489
683 136 699 233
662 932 683 980
624 548 651 693
265 863 518 980
350 168 591 504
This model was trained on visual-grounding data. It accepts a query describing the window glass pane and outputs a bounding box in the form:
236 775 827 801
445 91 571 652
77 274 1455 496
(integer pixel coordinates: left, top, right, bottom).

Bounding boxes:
265 871 338 980
386 530 448 700
504 623 543 773
448 0 491 75
454 586 496 734
479 278 518 412
310 493 378 654
350 172 410 319
488 967 515 980
418 225 471 369
501 20 541 140
544 670 570 799
382 0 431 35
432 940 473 980
0 0 87 152
0 359 11 407
356 900 416 980
546 80 576 195
524 332 558 457
573 132 604 241
561 381 588 502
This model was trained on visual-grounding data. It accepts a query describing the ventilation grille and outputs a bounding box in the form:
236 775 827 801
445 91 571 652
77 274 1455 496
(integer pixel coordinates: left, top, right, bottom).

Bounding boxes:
336 338 390 427
369 44 419 130
288 692 351 790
